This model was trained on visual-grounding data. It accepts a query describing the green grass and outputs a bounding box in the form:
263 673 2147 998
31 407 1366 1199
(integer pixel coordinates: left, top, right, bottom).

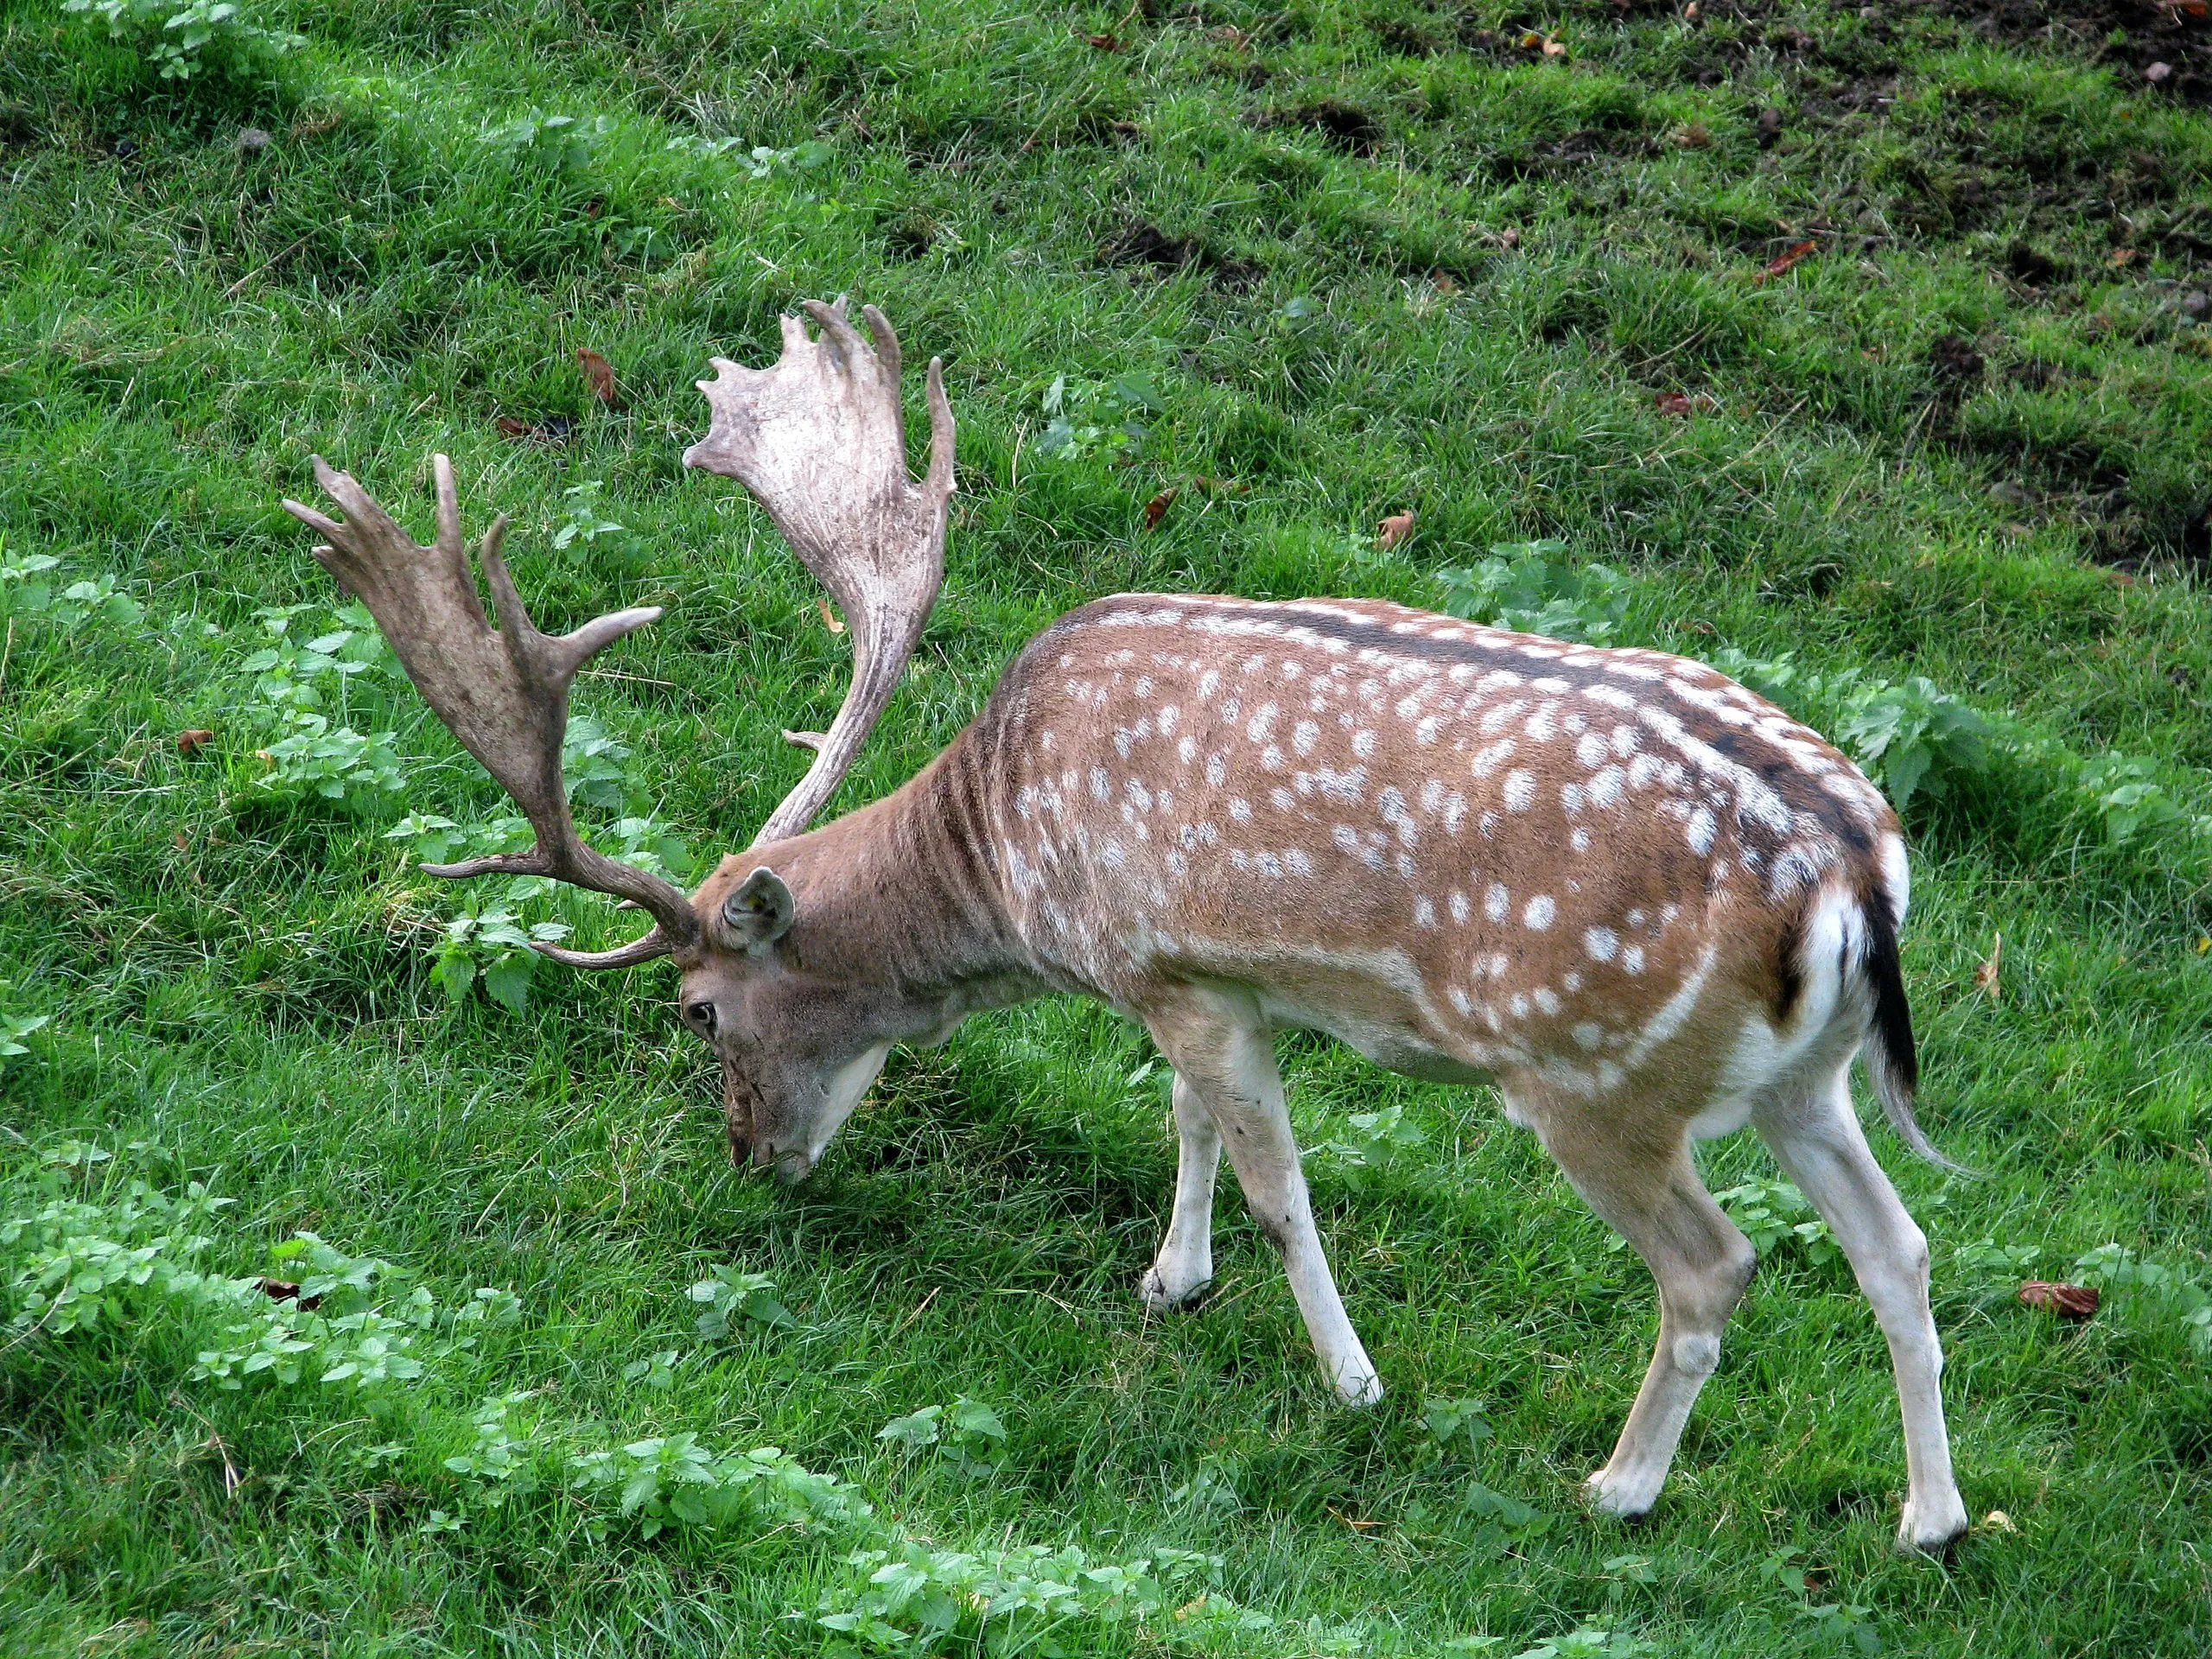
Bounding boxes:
3 0 2211 1652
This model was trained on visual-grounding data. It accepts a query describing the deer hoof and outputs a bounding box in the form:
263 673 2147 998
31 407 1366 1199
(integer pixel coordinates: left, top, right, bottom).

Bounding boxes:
1331 1362 1383 1408
1896 1496 1971 1555
1139 1266 1211 1312
1583 1467 1659 1520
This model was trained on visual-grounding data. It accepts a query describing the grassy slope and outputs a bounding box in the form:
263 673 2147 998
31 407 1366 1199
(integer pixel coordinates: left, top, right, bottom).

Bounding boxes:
2 0 2209 1652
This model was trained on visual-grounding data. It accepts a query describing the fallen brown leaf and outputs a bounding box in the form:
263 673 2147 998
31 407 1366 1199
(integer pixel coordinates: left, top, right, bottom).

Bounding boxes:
2108 246 2138 268
575 347 620 407
253 1277 323 1311
173 830 189 851
493 416 537 440
816 597 847 635
1974 931 2002 1001
175 728 216 755
1143 486 1179 531
2018 1281 2099 1320
1086 31 1122 49
1376 510 1415 550
1208 24 1247 46
1757 238 1821 282
1653 391 1694 417
1431 268 1459 296
1499 226 1521 250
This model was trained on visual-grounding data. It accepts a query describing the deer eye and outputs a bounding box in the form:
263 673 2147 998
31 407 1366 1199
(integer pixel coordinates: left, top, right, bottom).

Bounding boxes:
686 1001 717 1035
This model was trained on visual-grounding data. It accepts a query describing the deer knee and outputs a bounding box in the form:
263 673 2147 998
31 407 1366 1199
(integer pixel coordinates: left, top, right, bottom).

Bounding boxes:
1671 1331 1722 1376
1721 1230 1758 1302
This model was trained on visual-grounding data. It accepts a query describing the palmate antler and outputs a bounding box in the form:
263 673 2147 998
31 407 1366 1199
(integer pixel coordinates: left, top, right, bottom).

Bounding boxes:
283 455 702 967
283 298 954 968
684 297 955 845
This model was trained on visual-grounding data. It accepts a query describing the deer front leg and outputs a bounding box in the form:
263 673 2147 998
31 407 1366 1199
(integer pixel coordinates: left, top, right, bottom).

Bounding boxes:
1141 1072 1221 1311
1143 989 1382 1407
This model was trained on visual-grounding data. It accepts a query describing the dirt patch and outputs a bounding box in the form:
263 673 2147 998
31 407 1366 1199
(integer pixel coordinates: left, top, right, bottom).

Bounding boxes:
1257 100 1385 156
1931 1 2212 106
1929 333 1988 390
1491 128 1654 181
1099 219 1263 289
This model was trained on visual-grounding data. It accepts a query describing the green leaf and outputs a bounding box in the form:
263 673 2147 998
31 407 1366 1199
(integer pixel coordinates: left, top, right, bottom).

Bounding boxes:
480 954 536 1014
877 1406 943 1450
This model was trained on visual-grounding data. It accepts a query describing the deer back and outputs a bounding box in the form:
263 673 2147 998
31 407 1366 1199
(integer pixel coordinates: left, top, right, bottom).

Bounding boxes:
962 593 1904 1109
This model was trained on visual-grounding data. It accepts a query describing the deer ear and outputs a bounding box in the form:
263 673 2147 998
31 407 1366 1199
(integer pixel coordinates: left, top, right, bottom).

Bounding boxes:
721 868 796 950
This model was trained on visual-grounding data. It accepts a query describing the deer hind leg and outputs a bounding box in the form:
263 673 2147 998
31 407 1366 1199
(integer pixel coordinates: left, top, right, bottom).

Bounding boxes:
1755 1063 1968 1554
1141 1072 1223 1311
1518 1089 1757 1519
1144 989 1382 1406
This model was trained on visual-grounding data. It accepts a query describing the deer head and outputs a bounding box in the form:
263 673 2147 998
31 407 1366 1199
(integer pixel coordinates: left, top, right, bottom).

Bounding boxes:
285 299 955 1177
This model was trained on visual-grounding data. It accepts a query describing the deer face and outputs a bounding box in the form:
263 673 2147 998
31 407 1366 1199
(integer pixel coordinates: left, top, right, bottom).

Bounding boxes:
677 868 896 1181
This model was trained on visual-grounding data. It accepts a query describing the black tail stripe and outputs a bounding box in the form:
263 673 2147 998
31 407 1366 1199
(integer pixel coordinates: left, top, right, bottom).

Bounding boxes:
1860 876 1920 1099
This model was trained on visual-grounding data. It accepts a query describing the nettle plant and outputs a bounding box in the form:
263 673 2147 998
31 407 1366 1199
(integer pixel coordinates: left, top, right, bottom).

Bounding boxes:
0 539 145 631
62 0 302 79
230 603 406 807
1030 371 1162 463
877 1398 1012 1478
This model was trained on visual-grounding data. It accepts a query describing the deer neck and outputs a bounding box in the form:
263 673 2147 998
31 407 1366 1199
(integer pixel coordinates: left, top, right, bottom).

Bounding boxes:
751 729 1042 1027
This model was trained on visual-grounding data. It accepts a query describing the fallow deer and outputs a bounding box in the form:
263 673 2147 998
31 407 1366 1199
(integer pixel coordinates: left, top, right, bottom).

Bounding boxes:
283 298 1971 1551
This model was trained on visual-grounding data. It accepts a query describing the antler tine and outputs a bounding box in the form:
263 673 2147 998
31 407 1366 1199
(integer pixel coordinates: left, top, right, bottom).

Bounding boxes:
684 297 957 846
282 454 701 964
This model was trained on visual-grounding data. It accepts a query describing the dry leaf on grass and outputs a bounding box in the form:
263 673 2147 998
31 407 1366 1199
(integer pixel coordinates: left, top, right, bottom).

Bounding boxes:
816 597 847 635
1974 932 2002 1000
493 415 573 443
253 1277 323 1311
1757 238 1821 282
575 347 620 406
1143 486 1179 531
175 728 216 755
1653 391 1694 417
2018 1281 2100 1320
1430 269 1459 296
1376 510 1414 550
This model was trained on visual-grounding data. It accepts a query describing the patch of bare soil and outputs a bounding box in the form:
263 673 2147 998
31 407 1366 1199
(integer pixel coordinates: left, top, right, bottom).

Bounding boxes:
1099 219 1262 289
1933 0 2211 106
1255 100 1386 156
